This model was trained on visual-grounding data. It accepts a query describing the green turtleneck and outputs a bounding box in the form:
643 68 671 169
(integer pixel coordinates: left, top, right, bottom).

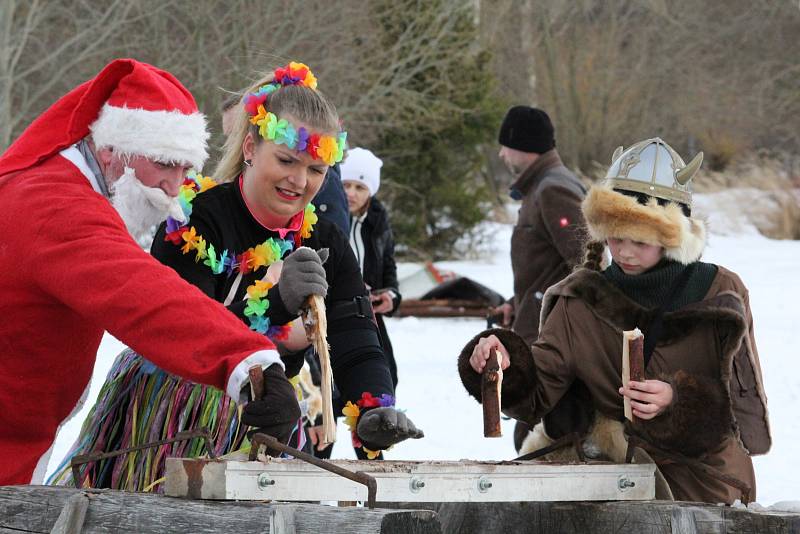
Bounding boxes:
603 259 718 311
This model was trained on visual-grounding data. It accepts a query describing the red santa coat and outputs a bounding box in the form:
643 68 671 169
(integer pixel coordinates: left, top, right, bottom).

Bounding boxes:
0 152 281 485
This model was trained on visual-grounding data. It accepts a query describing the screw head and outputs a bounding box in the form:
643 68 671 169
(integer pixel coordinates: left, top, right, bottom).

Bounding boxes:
477 476 493 492
409 476 425 493
258 473 275 489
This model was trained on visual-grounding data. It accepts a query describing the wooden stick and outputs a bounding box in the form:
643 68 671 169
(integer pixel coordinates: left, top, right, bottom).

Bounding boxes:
248 365 264 401
482 348 503 437
303 294 336 444
621 329 645 421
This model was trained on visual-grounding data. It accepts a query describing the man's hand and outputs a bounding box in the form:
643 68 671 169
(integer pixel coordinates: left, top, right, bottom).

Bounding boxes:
242 364 301 449
356 407 424 450
278 247 329 314
469 334 511 373
491 302 514 327
619 379 673 420
370 290 394 314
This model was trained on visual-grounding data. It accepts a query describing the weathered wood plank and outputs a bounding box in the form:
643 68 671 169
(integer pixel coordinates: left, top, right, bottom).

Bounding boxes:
388 500 800 534
50 492 89 534
0 486 441 534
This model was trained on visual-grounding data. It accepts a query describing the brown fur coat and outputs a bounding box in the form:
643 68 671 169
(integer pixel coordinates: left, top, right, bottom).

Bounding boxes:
458 266 769 504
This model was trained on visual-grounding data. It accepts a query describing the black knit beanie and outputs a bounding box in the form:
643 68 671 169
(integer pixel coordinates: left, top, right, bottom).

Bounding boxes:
498 106 555 154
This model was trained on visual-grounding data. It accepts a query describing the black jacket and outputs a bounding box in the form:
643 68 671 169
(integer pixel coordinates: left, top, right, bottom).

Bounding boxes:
352 198 401 314
312 163 349 235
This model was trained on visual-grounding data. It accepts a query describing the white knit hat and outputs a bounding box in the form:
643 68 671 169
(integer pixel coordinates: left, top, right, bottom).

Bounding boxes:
340 147 382 196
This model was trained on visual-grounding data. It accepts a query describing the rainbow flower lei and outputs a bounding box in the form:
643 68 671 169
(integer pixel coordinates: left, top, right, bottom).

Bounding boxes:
242 62 347 166
343 392 396 459
164 170 318 338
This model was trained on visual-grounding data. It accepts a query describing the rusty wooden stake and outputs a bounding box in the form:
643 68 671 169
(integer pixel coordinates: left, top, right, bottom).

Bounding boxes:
248 365 265 400
513 432 586 463
622 329 645 421
482 348 503 437
70 428 215 489
249 432 377 509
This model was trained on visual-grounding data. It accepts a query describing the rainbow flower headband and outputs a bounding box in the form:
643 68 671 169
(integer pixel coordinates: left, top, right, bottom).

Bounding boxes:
243 62 347 166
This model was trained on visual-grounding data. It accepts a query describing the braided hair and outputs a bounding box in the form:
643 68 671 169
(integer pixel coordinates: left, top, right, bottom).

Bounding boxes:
582 240 606 272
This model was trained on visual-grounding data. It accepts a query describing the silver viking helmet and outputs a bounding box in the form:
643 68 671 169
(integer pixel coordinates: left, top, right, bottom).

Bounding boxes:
604 138 703 208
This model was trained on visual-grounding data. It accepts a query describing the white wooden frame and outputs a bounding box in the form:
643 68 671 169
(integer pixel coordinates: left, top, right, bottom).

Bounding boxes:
165 458 655 502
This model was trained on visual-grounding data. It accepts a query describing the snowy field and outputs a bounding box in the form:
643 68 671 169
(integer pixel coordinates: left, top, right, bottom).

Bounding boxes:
46 219 799 506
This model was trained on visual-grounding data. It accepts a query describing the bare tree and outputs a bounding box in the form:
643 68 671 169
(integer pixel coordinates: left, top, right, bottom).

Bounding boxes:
481 0 800 172
0 0 142 151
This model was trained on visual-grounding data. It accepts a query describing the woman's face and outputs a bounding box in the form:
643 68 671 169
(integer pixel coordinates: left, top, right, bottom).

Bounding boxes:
343 180 371 214
242 126 329 223
607 237 664 275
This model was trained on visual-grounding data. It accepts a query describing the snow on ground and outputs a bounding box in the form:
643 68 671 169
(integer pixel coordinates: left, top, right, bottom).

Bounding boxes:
46 223 799 505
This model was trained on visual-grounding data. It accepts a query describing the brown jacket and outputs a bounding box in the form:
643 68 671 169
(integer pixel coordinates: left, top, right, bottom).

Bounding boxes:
509 149 586 344
460 266 770 504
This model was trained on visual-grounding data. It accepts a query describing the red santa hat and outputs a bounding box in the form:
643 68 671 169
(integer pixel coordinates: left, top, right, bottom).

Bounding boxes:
0 58 208 177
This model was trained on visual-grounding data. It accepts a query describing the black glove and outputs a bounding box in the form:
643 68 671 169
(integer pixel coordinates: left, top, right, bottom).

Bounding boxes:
278 247 329 315
242 364 301 452
280 349 306 378
356 407 424 450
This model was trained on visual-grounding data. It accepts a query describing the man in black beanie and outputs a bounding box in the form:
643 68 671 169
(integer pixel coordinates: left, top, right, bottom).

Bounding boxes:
493 106 588 452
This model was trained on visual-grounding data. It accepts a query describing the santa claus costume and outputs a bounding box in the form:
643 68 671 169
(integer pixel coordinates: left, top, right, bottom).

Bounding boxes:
0 59 283 485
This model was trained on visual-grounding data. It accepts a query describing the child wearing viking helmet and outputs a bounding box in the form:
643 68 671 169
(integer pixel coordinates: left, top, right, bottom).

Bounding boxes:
459 138 770 504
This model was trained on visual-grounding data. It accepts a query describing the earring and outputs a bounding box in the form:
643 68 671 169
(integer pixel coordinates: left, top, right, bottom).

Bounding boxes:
244 159 253 167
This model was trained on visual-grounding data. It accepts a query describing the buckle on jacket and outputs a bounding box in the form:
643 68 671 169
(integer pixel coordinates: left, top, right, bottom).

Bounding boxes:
353 295 370 318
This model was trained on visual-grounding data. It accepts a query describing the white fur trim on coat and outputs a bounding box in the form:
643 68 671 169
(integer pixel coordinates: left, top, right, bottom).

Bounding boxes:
90 104 209 169
582 185 707 264
226 349 284 402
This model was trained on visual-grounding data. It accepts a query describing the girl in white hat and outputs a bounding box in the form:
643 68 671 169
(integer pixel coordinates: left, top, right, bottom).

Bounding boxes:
340 148 402 390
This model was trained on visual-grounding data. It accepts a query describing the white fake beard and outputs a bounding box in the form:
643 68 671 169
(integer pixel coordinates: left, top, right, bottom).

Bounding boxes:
110 167 184 248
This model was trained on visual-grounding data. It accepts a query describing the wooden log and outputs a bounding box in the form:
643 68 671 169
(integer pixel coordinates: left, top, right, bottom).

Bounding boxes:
396 299 491 318
386 500 800 534
621 329 645 421
481 349 503 438
0 486 441 534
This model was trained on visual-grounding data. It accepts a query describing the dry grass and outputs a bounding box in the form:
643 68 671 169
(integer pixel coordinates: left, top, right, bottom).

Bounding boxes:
693 150 798 193
694 152 800 240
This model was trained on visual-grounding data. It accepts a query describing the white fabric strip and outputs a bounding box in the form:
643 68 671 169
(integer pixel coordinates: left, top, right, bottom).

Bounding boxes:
223 272 245 306
60 145 104 194
348 212 367 274
226 349 284 403
31 379 92 483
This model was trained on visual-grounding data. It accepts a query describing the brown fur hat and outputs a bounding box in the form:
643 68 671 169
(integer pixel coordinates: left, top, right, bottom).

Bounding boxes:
582 185 707 264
